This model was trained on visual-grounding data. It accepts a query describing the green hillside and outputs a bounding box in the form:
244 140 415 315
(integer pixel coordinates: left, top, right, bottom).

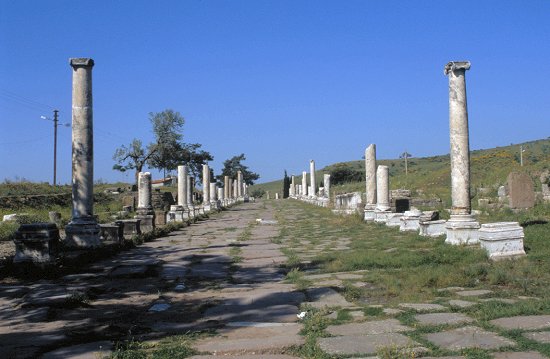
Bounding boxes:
251 138 550 206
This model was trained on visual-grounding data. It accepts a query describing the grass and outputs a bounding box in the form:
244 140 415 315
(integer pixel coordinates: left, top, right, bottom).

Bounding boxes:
270 197 550 357
110 333 200 358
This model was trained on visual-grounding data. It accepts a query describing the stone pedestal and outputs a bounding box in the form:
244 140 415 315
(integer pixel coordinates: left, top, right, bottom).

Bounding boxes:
99 223 124 244
364 209 376 222
385 213 404 227
374 210 391 223
419 220 447 237
13 223 60 264
399 209 422 232
445 215 480 245
479 222 526 260
155 210 168 226
116 219 141 238
65 58 101 248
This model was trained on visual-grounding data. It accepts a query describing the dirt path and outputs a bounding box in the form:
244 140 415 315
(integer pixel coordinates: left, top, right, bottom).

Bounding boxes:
0 200 308 358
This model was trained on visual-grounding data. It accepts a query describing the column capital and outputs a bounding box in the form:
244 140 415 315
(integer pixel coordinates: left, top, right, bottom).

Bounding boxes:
444 61 470 75
70 58 94 68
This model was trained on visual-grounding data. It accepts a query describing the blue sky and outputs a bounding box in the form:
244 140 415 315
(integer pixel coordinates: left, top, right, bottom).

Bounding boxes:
1 0 549 185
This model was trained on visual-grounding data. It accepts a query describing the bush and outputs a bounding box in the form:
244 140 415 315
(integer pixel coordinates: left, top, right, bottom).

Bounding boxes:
329 164 364 185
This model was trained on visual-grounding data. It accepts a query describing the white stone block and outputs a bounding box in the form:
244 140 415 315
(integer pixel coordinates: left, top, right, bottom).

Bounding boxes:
479 222 526 260
419 220 447 237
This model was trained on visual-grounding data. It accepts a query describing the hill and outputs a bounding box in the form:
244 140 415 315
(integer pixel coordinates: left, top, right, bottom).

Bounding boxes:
250 138 550 206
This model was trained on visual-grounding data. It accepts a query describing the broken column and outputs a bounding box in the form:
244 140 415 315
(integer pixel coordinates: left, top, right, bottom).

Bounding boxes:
210 183 218 209
323 174 331 199
237 170 243 198
290 176 296 197
169 165 188 222
223 176 230 204
364 144 377 221
309 160 316 197
374 165 391 222
444 61 480 245
64 58 101 248
135 172 155 232
187 175 195 217
302 171 308 197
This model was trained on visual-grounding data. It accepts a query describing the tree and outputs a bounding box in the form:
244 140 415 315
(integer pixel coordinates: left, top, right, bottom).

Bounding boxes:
112 139 157 184
282 170 290 198
113 109 214 185
329 163 363 185
400 151 412 175
147 110 185 178
216 154 260 185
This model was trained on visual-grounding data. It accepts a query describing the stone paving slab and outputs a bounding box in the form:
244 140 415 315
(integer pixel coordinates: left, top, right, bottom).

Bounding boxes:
414 312 474 326
318 333 420 356
203 303 299 323
193 324 304 355
423 326 516 350
490 315 550 330
455 289 493 297
326 319 411 336
304 287 355 308
398 303 446 312
41 340 113 358
449 299 477 308
523 330 550 343
492 352 547 359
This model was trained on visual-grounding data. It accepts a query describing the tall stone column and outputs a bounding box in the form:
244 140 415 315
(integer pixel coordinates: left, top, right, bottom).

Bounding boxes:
290 176 296 197
177 165 187 207
65 58 100 248
187 176 194 209
444 61 480 244
302 171 308 197
228 178 233 199
237 170 243 198
233 179 238 199
224 176 229 200
217 187 224 203
309 160 316 197
364 144 377 221
323 174 331 199
374 165 391 222
210 183 217 202
135 172 155 231
202 164 210 206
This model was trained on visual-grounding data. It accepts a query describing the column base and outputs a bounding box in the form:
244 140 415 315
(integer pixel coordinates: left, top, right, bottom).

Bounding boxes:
364 209 376 222
374 210 392 223
65 220 101 248
445 215 480 245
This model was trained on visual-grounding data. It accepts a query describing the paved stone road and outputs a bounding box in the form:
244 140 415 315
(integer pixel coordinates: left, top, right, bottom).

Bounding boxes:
0 199 549 358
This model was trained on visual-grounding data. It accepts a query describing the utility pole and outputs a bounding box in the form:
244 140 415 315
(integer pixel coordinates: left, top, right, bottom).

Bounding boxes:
53 109 59 186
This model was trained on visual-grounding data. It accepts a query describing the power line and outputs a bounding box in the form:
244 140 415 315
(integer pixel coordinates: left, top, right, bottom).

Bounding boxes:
0 89 57 112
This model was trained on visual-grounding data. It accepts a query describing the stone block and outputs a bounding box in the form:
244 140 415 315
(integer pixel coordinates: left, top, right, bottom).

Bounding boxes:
445 216 480 245
385 213 403 227
155 210 167 225
135 214 154 232
423 326 515 350
116 219 141 237
419 220 447 237
479 222 526 260
507 172 535 209
374 210 391 223
99 223 124 244
64 221 101 248
13 223 60 264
